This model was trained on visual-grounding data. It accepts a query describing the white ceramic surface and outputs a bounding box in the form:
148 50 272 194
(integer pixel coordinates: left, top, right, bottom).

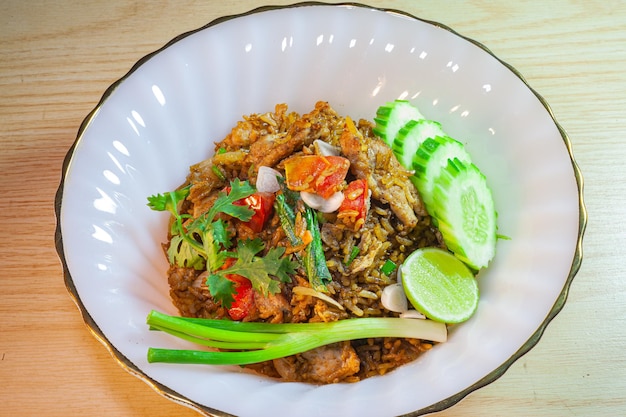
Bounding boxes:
57 3 584 417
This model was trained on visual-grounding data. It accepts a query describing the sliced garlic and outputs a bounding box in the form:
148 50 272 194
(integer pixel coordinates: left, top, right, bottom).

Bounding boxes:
301 190 345 213
381 283 408 313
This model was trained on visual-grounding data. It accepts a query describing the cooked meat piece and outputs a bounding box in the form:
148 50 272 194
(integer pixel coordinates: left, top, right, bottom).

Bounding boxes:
320 221 345 251
252 291 292 323
339 125 427 228
223 119 260 148
186 161 225 212
273 342 360 384
300 342 360 384
244 101 344 172
188 188 220 220
272 356 299 381
244 131 295 171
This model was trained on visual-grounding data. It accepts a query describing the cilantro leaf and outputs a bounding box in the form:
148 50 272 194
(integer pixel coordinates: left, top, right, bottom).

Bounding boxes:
236 237 265 261
167 235 205 270
160 179 255 272
202 226 227 272
212 239 297 297
261 246 299 282
147 186 190 216
211 219 232 249
207 273 236 308
208 179 255 222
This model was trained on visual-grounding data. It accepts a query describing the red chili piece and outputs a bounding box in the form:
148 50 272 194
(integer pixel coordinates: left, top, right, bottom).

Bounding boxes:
220 257 255 320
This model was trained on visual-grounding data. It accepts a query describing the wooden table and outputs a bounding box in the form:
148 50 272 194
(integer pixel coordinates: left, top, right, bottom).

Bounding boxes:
1 1 624 416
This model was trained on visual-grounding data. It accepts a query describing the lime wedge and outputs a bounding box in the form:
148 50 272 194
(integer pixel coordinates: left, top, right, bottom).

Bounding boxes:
400 248 479 323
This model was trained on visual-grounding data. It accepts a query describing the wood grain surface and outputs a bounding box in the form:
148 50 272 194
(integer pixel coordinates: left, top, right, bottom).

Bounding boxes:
1 1 625 416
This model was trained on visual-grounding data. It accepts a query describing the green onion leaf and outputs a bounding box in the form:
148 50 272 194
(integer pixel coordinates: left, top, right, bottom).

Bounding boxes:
211 165 226 181
381 259 397 275
345 246 360 266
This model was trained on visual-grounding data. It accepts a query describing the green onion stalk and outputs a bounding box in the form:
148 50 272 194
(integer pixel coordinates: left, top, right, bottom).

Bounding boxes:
146 310 447 366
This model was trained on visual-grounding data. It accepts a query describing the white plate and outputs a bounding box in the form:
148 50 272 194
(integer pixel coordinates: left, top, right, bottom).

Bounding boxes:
56 3 586 416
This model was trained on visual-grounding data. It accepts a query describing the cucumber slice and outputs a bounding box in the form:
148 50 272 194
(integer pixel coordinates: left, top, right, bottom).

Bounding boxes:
430 158 497 270
411 135 472 209
392 119 445 170
373 100 423 146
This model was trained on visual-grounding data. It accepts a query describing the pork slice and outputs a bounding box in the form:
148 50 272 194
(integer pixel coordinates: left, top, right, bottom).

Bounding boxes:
339 127 427 229
252 291 292 323
244 101 344 172
245 130 306 172
272 342 360 383
272 356 299 381
300 342 360 383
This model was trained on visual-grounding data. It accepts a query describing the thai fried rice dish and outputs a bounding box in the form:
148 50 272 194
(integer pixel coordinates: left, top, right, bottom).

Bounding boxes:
161 101 446 384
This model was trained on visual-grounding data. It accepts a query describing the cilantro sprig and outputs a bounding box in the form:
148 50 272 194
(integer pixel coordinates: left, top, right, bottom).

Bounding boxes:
148 179 297 308
208 238 297 307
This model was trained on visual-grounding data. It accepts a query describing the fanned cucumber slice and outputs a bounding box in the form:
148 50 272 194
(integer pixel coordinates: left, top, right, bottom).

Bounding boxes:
373 100 423 146
411 135 472 209
430 158 497 270
372 99 497 271
392 119 445 170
